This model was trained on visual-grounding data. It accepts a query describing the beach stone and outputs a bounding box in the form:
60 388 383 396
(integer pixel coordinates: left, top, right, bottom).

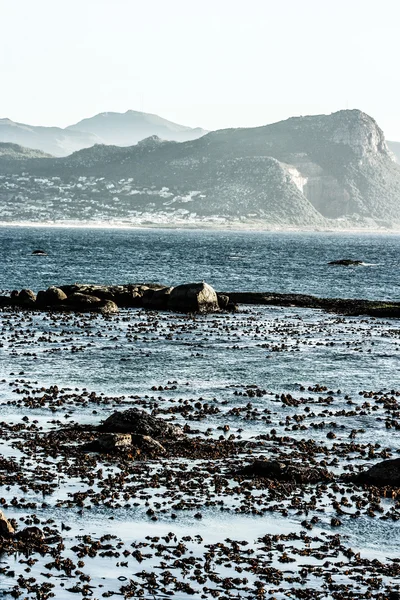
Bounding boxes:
18 288 36 306
100 408 183 440
100 300 119 315
97 433 132 451
37 286 68 306
168 282 219 313
0 510 15 536
237 459 334 483
16 526 43 541
64 293 103 308
131 434 166 455
356 457 400 487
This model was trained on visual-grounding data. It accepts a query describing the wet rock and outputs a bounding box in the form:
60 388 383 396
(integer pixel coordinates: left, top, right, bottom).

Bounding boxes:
18 289 36 306
65 292 103 308
142 286 173 310
36 286 68 306
353 457 400 487
100 408 183 440
168 282 219 313
217 293 230 310
16 526 43 541
0 510 15 536
131 434 166 455
99 300 119 315
328 259 363 266
237 459 334 484
96 433 132 451
32 249 47 255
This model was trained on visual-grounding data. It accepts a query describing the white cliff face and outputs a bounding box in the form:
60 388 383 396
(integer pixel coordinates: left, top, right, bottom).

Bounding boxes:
285 165 308 193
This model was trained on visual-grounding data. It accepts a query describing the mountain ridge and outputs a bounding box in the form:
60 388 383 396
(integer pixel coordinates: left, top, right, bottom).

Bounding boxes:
0 110 207 157
1 109 400 230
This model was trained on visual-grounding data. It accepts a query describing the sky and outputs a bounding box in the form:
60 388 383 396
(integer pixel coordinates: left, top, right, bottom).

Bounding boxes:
1 0 400 139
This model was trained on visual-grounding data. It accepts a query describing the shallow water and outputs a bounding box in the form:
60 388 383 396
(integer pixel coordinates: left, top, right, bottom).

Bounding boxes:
1 227 400 599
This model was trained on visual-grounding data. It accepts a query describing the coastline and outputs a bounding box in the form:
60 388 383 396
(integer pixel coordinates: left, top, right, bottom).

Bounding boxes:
1 219 400 235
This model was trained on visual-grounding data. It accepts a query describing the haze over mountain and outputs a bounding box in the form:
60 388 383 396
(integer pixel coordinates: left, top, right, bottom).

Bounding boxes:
66 110 207 147
0 111 207 157
1 109 399 230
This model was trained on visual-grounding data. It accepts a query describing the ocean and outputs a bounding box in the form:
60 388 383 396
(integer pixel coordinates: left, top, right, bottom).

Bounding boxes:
0 226 399 599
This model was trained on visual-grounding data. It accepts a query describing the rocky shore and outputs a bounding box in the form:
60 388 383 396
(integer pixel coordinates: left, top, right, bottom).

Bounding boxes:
1 296 400 599
1 281 399 318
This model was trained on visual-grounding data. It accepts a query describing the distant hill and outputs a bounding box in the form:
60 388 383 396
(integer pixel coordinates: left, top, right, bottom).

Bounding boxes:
387 141 400 163
1 110 399 230
0 111 207 157
0 142 52 159
0 118 101 157
66 110 207 146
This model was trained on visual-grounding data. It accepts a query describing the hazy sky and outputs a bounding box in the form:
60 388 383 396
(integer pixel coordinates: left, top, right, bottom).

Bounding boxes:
2 0 400 138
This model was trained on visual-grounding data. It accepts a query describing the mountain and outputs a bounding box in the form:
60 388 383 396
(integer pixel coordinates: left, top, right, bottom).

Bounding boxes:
0 118 101 157
0 111 207 157
66 110 207 146
1 109 399 229
0 142 52 159
387 141 400 163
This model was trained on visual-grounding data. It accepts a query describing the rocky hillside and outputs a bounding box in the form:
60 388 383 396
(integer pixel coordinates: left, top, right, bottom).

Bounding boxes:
0 142 52 159
0 110 399 229
66 110 207 146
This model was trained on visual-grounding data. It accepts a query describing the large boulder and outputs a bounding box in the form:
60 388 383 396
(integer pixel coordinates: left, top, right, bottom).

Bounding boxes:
99 300 119 315
36 286 67 306
17 289 36 306
100 408 183 440
168 282 219 313
354 458 400 487
237 459 334 484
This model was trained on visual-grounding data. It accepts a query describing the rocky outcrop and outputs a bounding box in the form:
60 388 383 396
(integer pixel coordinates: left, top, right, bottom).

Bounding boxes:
99 408 183 440
237 459 334 484
351 458 400 487
168 282 219 313
36 286 67 306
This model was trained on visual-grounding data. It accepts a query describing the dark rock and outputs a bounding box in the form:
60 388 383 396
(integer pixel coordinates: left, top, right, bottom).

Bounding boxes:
18 289 36 306
32 249 47 255
131 434 166 455
142 286 173 310
16 526 43 541
237 459 334 484
168 282 219 313
353 457 400 487
94 433 132 451
217 293 230 310
99 300 119 315
328 259 363 266
0 510 15 536
100 408 183 440
36 286 67 306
